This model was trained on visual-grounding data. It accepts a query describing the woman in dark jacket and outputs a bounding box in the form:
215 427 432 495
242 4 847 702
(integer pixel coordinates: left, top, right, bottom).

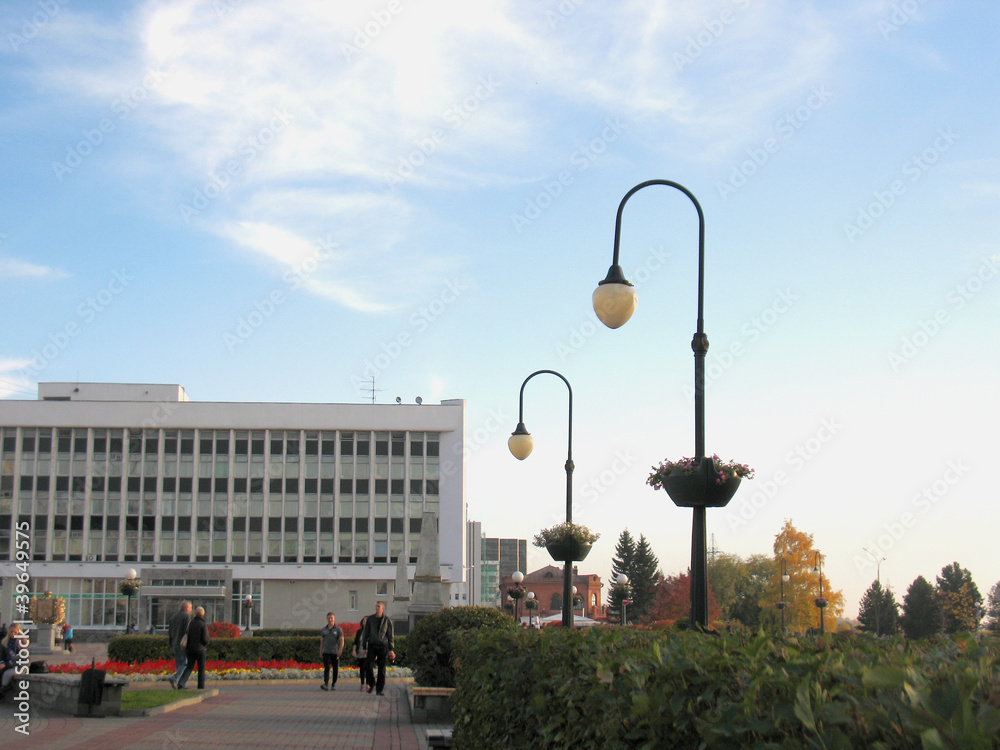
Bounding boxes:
177 606 210 689
353 616 372 691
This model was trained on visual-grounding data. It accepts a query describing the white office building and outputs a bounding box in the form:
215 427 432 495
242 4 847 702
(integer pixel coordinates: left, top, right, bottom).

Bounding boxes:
0 383 467 632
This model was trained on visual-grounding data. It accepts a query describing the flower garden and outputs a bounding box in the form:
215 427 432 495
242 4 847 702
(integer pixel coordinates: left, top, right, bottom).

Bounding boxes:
48 658 412 682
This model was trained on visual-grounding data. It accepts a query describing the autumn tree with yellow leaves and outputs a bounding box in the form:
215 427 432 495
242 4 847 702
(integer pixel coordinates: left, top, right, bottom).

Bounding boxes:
767 519 844 633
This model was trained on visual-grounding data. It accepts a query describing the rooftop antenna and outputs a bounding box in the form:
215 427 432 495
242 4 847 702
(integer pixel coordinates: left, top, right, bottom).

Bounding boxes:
708 533 720 560
361 376 385 404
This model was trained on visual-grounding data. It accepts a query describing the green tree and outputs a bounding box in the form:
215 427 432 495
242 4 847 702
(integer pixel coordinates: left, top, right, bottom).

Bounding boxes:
608 529 635 624
935 562 984 633
857 580 900 636
629 534 660 621
986 581 1000 633
900 575 941 639
708 553 776 629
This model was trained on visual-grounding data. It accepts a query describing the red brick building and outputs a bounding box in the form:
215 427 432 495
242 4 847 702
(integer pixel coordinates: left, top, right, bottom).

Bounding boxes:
501 565 604 623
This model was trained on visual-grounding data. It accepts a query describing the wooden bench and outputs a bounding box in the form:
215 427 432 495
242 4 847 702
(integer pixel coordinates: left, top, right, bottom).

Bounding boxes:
2 672 128 717
407 686 455 722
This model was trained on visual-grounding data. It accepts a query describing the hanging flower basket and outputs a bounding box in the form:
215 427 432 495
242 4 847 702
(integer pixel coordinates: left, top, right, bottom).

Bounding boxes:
647 455 753 508
775 601 788 610
814 597 829 608
533 522 599 562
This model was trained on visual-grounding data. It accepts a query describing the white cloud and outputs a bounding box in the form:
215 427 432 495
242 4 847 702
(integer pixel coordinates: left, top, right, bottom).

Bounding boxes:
0 257 68 279
0 359 35 400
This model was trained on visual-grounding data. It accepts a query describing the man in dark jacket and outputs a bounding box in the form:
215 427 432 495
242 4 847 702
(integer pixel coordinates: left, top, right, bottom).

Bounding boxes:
361 601 395 696
167 601 191 689
177 606 210 690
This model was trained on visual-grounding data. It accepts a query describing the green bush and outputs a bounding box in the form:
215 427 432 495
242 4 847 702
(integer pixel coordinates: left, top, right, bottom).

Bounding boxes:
452 628 1000 749
407 606 517 687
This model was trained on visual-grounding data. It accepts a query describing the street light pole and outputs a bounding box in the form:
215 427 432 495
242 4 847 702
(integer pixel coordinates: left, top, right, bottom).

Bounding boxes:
813 552 827 634
508 370 576 629
777 558 790 634
243 594 254 633
510 571 525 624
592 179 718 630
615 573 630 625
119 568 141 633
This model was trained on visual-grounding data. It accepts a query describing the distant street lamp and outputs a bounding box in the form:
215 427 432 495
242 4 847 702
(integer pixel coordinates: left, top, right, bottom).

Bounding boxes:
524 592 538 627
508 571 526 623
813 552 828 634
776 558 790 633
243 594 254 632
509 369 577 629
118 568 141 633
592 179 739 630
615 573 630 625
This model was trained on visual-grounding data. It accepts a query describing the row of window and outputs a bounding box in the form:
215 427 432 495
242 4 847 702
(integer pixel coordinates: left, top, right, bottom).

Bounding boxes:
2 429 438 459
4 476 439 495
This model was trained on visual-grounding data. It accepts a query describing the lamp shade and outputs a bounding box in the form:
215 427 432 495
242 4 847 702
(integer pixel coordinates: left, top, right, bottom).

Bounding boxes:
593 280 637 329
508 424 534 460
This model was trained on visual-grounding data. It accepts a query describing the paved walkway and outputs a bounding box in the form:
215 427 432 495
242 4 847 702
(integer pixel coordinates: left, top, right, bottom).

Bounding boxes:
1 642 450 749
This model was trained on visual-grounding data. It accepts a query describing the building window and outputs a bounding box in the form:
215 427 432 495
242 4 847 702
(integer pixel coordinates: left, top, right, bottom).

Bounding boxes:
349 591 358 611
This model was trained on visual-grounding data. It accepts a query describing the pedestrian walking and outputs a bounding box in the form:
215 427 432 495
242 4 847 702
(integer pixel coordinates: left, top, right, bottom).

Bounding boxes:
177 606 210 690
167 601 191 689
319 612 344 691
360 601 395 696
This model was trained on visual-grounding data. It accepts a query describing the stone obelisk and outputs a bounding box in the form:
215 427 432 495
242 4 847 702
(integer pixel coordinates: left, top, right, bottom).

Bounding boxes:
408 510 445 629
391 542 411 635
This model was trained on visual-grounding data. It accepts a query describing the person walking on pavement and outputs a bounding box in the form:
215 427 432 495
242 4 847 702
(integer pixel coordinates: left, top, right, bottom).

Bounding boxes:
167 601 191 689
360 601 395 696
319 611 344 691
177 606 210 690
353 615 372 691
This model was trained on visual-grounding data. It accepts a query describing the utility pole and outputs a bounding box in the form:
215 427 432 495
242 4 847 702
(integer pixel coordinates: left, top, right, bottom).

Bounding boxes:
863 547 886 636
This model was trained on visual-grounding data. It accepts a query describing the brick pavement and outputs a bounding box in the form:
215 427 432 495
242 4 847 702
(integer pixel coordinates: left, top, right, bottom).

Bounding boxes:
1 643 446 749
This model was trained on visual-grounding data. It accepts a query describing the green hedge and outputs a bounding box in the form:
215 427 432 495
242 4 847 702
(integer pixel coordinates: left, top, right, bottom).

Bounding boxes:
107 634 407 668
452 628 1000 749
407 606 517 687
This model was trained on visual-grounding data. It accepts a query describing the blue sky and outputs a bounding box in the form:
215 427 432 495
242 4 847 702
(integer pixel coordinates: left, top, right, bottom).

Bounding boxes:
2 0 998 618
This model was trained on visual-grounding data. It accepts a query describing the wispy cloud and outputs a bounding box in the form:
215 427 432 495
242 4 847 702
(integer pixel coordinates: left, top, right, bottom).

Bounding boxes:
18 0 855 309
0 359 35 400
0 257 68 279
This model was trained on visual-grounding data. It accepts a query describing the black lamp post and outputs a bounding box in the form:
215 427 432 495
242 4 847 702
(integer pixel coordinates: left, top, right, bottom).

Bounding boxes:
592 179 729 630
243 594 254 632
118 568 141 633
776 558 790 633
524 592 537 627
813 552 827 634
508 369 576 628
508 571 526 623
615 573 630 625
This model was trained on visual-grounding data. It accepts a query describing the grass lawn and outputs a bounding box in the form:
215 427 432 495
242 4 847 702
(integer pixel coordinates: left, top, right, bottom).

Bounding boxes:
122 688 191 712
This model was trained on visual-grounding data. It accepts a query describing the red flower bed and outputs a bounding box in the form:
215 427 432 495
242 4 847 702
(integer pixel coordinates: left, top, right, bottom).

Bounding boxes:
47 658 325 675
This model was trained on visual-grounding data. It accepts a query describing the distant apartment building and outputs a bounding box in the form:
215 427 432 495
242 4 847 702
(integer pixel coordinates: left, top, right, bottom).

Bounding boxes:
0 383 467 631
481 536 527 606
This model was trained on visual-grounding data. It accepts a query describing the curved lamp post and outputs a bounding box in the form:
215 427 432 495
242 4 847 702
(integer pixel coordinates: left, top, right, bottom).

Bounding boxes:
118 568 141 633
813 552 828 634
508 369 576 628
592 179 724 630
243 594 254 632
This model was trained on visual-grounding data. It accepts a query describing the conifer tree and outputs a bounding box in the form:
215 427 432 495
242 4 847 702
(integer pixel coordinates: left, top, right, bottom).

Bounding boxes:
900 575 941 639
857 580 900 636
608 530 636 623
935 561 983 633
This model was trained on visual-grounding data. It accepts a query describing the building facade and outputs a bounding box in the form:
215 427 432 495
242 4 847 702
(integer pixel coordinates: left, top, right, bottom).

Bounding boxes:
0 383 467 632
481 536 527 605
501 565 604 622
